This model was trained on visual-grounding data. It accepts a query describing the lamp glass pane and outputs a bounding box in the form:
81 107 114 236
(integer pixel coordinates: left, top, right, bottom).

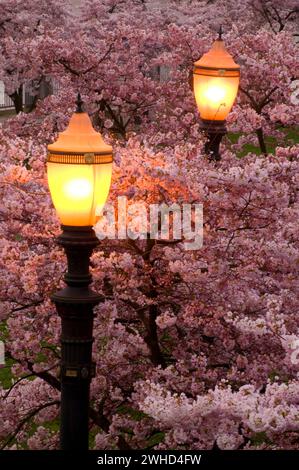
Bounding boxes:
193 73 239 121
47 162 112 226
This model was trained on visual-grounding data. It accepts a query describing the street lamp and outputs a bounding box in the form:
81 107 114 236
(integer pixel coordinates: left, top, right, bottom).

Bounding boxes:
193 27 240 160
47 94 113 450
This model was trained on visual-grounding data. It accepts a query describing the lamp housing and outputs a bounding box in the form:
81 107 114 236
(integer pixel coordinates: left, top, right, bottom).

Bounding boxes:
47 97 113 227
193 37 240 123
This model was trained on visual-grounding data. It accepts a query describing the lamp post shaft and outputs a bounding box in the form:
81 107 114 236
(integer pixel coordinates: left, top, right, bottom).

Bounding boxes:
59 302 94 450
52 226 101 451
204 131 225 161
201 119 227 161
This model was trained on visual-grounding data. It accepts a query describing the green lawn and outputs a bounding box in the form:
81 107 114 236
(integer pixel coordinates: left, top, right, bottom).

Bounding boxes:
0 358 14 389
0 109 16 122
0 321 12 389
228 126 299 157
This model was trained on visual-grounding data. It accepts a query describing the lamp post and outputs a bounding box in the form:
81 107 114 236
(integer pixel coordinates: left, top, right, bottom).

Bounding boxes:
47 94 113 450
193 27 240 160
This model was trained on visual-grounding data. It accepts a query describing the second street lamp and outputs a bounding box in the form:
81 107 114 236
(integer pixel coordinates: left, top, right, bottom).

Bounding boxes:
47 94 113 450
193 27 240 160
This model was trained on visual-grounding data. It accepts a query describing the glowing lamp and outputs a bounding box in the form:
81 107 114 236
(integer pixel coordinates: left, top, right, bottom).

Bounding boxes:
193 40 240 121
47 94 113 226
193 27 240 160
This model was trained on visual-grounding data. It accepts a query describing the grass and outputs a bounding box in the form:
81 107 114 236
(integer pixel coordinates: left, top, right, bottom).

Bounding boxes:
0 321 12 389
0 358 14 389
227 126 299 157
0 109 16 121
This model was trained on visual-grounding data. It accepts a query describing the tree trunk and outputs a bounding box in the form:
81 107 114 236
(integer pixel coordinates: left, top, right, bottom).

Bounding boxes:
9 86 23 114
256 127 268 156
27 94 39 113
143 304 166 368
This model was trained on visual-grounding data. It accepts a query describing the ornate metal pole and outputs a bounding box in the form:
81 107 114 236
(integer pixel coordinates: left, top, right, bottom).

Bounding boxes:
52 225 101 450
200 119 227 161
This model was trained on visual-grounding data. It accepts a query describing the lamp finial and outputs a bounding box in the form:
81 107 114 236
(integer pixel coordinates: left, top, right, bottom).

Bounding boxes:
76 92 84 113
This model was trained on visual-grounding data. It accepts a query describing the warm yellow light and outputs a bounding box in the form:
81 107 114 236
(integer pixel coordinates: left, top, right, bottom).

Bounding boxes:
193 38 240 122
65 178 93 200
204 84 226 103
47 162 112 226
193 74 239 121
47 103 113 227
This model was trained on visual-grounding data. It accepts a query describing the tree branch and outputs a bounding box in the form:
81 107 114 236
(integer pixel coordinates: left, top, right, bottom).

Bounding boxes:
0 400 60 450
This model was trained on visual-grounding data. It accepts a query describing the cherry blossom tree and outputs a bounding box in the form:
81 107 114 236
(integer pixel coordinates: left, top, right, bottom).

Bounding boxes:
169 0 298 35
1 125 299 449
251 0 299 34
228 29 298 155
1 0 297 151
0 0 68 113
0 0 299 451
